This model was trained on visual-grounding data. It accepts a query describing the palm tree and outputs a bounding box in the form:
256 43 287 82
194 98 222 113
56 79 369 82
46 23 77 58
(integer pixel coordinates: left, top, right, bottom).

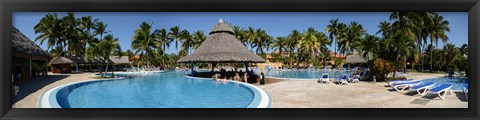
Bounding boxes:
233 26 248 46
390 12 427 72
34 13 63 51
87 34 122 77
443 44 458 69
246 26 258 51
192 30 207 49
79 16 99 56
428 13 450 72
340 21 366 54
180 30 194 55
458 44 468 57
50 46 66 58
358 34 380 61
93 21 110 40
126 49 135 65
156 28 172 68
271 36 287 57
169 26 181 52
326 19 340 67
388 31 416 78
61 12 83 56
300 27 323 66
377 21 392 39
288 30 302 68
131 22 159 67
251 28 270 54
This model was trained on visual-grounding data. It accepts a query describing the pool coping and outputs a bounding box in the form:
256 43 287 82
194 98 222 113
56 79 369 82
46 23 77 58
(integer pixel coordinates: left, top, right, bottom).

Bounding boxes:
184 76 272 108
39 77 126 108
39 72 271 108
260 70 351 81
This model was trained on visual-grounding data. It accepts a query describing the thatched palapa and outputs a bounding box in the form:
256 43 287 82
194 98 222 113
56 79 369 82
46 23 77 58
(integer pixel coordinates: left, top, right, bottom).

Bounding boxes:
12 27 50 58
345 52 372 64
12 27 50 79
177 19 265 63
110 56 130 64
49 57 76 65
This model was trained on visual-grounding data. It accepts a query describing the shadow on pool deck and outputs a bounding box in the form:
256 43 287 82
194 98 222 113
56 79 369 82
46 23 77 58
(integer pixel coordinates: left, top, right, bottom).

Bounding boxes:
454 92 468 102
13 75 70 104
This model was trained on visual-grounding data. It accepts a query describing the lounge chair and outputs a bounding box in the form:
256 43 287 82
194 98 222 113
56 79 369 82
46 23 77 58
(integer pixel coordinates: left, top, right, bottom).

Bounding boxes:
409 82 436 96
391 81 422 92
387 78 417 86
427 84 453 100
317 73 330 83
351 75 360 83
463 84 468 100
336 74 348 85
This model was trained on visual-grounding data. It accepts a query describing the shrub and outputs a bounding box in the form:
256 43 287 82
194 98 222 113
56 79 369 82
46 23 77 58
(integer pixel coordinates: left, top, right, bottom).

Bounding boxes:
369 59 395 82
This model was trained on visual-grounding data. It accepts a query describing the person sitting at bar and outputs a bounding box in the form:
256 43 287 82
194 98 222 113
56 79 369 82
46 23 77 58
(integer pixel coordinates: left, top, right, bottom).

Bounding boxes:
243 73 249 83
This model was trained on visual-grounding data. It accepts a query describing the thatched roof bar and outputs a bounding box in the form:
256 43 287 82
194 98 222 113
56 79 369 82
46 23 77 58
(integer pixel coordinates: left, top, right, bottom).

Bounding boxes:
177 19 265 63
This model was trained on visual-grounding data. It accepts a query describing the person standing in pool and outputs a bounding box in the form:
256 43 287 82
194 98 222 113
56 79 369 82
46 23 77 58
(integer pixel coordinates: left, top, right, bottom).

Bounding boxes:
260 72 265 85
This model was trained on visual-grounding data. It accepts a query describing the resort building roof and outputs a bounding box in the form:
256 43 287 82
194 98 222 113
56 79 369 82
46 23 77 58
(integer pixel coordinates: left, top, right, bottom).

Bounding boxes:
12 27 50 58
177 19 265 63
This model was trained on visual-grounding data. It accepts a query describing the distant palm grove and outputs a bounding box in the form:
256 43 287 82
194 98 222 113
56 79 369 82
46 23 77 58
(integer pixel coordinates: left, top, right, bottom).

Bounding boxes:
33 12 468 80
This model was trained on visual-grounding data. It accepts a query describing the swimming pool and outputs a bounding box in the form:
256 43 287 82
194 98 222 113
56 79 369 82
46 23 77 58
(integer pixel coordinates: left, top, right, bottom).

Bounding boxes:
420 77 468 91
259 70 353 80
40 71 270 108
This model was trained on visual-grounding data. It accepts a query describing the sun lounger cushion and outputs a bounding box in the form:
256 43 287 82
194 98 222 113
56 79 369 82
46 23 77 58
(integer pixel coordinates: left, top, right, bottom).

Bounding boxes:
429 84 453 93
410 82 436 90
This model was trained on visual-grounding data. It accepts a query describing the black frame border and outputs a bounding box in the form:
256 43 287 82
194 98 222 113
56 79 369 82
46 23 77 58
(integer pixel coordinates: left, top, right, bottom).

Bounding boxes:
1 0 479 120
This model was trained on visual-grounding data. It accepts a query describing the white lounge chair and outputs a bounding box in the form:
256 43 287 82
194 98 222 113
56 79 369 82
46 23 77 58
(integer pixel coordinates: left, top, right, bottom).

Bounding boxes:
409 82 436 96
391 81 422 92
317 73 330 83
336 74 349 85
427 84 453 100
387 78 417 86
350 75 360 83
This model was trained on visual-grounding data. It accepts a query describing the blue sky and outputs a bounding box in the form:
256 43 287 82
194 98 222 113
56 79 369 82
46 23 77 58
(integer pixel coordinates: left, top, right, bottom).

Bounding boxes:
13 12 467 54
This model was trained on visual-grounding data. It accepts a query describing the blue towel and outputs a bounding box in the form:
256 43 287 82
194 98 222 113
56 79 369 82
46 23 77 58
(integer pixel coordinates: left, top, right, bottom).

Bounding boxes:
430 84 453 92
322 75 328 78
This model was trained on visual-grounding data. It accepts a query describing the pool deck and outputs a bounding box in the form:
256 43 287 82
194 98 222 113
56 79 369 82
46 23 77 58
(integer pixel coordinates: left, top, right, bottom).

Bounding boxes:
12 72 467 108
254 73 468 108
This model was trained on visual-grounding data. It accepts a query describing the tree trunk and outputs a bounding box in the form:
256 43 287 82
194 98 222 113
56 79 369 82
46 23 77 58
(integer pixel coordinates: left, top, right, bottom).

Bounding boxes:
430 43 433 72
296 48 300 69
404 57 407 73
99 64 103 77
105 63 109 77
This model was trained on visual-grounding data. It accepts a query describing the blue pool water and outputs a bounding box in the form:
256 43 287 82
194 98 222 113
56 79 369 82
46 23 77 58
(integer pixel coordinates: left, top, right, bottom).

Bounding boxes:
420 77 468 91
260 70 353 80
55 71 256 108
